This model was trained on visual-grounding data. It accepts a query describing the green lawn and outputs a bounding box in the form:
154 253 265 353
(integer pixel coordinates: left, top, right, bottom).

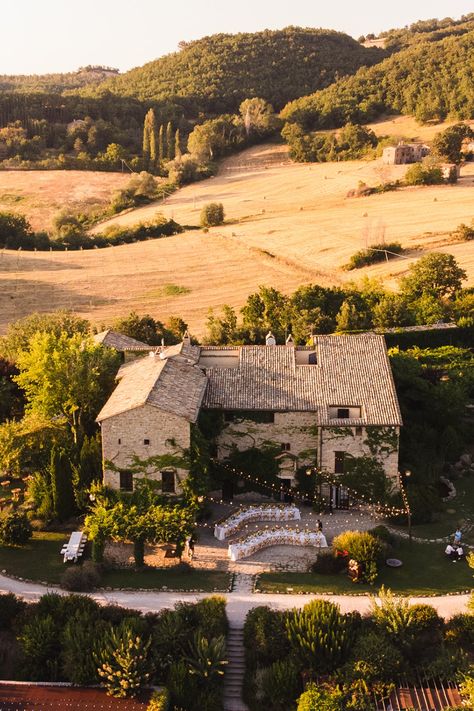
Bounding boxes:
392 476 474 541
102 568 230 592
0 532 230 591
0 531 68 584
257 539 474 596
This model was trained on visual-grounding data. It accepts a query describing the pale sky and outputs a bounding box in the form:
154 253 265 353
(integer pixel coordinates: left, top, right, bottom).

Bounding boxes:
2 0 473 75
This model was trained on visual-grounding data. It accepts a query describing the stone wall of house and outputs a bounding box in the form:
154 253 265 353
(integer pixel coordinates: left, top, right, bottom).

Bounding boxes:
320 426 400 485
216 412 319 482
100 404 190 492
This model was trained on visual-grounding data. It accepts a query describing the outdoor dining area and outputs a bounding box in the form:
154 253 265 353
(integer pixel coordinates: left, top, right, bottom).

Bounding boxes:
214 504 301 540
60 531 87 563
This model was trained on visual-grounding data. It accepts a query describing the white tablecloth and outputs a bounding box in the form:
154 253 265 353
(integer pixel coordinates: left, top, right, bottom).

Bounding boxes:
214 505 301 540
228 529 327 561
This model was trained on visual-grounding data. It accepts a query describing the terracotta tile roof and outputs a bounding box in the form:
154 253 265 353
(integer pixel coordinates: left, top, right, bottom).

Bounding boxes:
0 683 150 709
202 334 402 426
97 334 401 427
96 351 207 423
93 330 155 352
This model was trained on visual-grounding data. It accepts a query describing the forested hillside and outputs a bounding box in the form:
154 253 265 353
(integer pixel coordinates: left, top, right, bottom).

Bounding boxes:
81 28 385 114
374 13 474 51
0 66 119 94
281 29 474 129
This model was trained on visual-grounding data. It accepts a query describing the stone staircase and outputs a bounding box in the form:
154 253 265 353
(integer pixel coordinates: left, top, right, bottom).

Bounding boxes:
231 572 255 593
224 624 248 711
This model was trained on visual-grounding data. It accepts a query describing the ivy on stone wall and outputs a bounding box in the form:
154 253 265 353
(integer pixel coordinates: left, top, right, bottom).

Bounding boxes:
324 426 355 440
363 427 398 458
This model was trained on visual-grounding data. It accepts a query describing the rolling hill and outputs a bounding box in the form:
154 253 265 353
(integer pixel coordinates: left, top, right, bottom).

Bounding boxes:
281 29 474 129
81 28 385 114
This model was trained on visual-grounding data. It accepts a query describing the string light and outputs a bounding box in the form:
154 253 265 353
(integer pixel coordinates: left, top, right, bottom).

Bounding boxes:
206 460 407 518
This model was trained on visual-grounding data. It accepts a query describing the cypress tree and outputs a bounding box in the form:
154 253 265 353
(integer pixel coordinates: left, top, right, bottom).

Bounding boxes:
174 128 182 161
142 111 151 167
78 435 102 491
158 125 164 164
51 446 76 521
148 109 157 168
166 122 174 160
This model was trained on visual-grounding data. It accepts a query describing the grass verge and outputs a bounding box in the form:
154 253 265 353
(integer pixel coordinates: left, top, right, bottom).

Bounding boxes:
102 568 230 592
257 539 474 596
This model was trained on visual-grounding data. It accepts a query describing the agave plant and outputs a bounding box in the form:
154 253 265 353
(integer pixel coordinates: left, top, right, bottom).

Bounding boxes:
185 631 228 683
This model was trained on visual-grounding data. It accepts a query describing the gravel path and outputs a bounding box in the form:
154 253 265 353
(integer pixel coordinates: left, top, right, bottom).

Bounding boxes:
0 573 470 625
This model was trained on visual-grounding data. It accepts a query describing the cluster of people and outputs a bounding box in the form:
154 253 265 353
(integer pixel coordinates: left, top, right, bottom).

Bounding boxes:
445 528 464 562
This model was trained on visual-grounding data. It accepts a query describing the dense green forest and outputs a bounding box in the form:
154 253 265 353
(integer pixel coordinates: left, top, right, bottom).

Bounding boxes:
78 28 385 114
281 29 474 129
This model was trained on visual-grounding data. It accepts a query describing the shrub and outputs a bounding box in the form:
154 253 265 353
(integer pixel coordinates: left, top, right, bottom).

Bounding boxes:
243 606 289 666
0 211 35 249
0 593 26 630
311 549 347 574
445 613 474 652
260 658 301 710
60 561 102 592
200 202 224 227
332 530 385 584
297 682 345 711
286 600 355 673
167 659 199 709
345 242 403 270
0 510 32 545
61 609 107 685
18 614 61 681
185 631 227 684
193 596 229 639
95 620 152 698
405 163 444 185
147 688 170 711
342 630 404 683
455 222 474 241
368 525 395 546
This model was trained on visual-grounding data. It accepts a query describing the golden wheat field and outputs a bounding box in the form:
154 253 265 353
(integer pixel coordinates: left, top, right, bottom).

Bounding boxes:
1 117 474 337
0 170 129 231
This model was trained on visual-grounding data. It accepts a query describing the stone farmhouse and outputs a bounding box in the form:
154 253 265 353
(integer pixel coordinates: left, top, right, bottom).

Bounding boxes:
96 333 402 506
382 142 430 165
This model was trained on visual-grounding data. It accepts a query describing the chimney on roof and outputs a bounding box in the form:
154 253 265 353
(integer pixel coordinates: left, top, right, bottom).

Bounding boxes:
285 334 294 345
183 329 191 346
265 331 276 346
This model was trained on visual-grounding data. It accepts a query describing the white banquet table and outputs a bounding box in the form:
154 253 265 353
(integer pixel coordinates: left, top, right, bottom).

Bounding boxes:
214 504 301 540
228 528 327 561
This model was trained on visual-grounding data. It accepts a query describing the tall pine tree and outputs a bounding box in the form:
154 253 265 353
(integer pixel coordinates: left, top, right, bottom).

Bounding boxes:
51 446 75 521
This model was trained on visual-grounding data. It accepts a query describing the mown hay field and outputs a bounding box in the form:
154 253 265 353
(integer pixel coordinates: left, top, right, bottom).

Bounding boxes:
1 125 474 337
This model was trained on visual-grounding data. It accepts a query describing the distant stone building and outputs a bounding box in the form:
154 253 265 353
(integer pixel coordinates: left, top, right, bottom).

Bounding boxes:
382 142 430 165
97 333 402 506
